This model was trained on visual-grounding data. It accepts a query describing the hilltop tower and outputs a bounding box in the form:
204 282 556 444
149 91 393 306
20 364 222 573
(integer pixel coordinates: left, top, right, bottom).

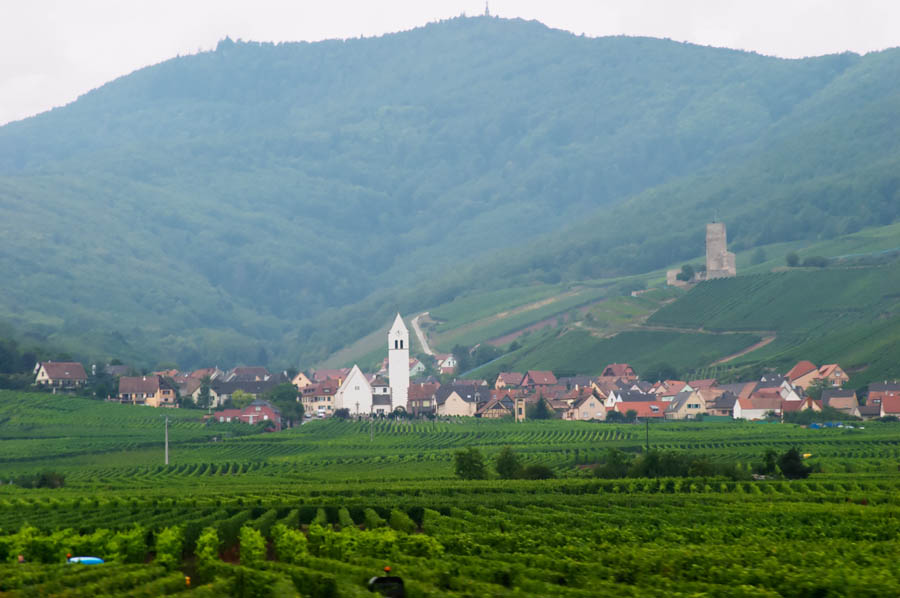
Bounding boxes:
387 314 410 412
706 222 736 279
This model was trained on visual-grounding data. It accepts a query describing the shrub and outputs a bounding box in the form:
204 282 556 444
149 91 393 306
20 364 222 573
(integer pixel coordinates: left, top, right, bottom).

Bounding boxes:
154 526 183 570
495 446 524 479
522 464 555 479
389 509 417 534
195 527 221 581
239 525 266 567
454 447 487 480
271 523 307 565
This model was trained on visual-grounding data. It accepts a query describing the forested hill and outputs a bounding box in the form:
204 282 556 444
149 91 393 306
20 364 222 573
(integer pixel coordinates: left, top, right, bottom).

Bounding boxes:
0 15 897 368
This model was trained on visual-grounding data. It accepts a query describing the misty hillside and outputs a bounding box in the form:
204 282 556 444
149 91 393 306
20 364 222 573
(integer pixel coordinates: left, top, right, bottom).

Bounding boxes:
0 15 897 367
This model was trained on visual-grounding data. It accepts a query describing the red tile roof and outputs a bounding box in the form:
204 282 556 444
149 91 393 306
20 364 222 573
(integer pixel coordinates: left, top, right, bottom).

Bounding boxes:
881 396 900 415
496 372 525 387
688 378 718 390
526 370 557 386
119 375 161 395
786 361 817 382
613 400 667 418
601 363 636 378
39 362 87 381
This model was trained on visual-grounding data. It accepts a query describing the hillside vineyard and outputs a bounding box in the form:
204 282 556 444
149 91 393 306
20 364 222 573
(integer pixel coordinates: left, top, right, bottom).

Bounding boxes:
0 16 898 367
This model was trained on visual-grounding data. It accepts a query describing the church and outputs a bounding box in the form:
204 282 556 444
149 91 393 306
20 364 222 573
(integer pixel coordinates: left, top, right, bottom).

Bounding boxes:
333 313 409 415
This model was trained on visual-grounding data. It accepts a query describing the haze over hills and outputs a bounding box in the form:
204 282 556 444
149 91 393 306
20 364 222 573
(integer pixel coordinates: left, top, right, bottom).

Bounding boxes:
1 15 899 368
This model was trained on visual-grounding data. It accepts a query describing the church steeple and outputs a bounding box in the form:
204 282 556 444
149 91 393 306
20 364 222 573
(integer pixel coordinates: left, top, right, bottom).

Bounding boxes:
388 314 410 412
484 1 490 17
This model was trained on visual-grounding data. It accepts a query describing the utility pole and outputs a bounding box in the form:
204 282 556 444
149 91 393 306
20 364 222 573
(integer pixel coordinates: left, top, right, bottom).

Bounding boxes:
164 415 170 465
370 416 374 442
645 418 650 451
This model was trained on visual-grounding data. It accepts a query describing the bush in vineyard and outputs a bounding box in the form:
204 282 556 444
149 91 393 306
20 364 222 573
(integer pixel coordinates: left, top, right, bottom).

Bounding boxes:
195 527 221 581
239 525 266 567
154 526 183 570
109 525 147 564
271 523 307 565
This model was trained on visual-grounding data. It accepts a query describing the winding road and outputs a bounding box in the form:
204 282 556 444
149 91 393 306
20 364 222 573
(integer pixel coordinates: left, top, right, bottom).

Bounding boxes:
411 312 435 356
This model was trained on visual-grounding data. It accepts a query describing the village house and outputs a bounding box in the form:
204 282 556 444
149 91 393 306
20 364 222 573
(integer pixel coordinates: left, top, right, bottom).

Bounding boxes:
291 371 313 390
435 384 485 417
664 391 706 420
781 397 822 415
733 396 782 420
189 367 222 380
434 353 457 375
333 365 373 415
522 370 558 391
880 395 900 418
34 361 88 390
599 363 637 381
224 366 271 382
820 389 860 417
476 393 515 419
301 379 340 417
564 393 606 421
118 375 177 407
311 368 350 383
613 400 667 419
495 372 525 389
706 392 737 417
786 361 848 390
211 399 282 431
407 381 440 416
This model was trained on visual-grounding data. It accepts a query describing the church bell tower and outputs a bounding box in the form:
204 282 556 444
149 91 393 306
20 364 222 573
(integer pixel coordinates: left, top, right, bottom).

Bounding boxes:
387 314 410 412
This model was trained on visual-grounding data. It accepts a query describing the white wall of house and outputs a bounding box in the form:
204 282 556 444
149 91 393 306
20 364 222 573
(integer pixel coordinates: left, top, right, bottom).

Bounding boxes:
334 365 373 415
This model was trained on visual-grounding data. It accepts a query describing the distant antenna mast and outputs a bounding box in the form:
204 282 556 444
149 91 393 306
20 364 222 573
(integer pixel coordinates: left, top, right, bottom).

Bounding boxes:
484 1 490 16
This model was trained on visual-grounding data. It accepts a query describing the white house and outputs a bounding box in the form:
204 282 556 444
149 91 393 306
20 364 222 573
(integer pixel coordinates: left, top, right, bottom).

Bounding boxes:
334 365 373 415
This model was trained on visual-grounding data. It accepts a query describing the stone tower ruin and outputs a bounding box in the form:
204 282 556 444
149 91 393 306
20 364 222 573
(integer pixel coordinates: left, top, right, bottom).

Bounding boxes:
705 222 736 279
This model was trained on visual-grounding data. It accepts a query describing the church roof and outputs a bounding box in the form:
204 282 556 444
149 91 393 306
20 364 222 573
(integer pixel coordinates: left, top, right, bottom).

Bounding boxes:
391 313 408 333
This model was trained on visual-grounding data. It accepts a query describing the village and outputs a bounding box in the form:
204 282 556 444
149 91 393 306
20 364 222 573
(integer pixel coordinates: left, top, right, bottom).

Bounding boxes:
29 311 900 430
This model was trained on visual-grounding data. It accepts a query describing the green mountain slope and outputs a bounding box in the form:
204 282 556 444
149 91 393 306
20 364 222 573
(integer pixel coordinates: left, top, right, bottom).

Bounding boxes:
0 16 898 368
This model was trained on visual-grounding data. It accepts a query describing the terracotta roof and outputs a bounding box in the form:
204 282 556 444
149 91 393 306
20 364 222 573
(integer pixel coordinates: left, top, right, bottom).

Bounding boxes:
526 371 557 386
821 389 858 411
119 375 161 395
408 383 439 401
312 368 350 382
737 396 782 411
496 372 525 386
302 380 339 396
39 362 87 381
818 364 843 377
613 400 667 418
786 361 817 381
190 368 219 379
601 363 636 378
883 396 900 415
781 398 821 412
688 378 717 390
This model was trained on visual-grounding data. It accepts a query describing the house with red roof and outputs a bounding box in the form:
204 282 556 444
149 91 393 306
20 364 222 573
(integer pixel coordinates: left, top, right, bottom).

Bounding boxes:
117 375 177 407
523 370 557 390
612 400 667 419
211 400 282 431
786 361 849 390
733 396 782 420
599 363 637 381
34 362 88 390
781 397 822 414
495 372 525 389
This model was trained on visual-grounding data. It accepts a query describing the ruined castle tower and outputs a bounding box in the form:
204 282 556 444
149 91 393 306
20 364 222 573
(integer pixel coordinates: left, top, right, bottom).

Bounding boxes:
705 222 736 279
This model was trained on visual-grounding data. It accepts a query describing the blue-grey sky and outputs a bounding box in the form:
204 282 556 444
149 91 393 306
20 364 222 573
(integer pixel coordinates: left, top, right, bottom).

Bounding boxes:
2 0 898 125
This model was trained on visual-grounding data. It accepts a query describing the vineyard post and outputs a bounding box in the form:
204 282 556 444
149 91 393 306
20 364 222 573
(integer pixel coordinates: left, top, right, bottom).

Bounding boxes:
164 415 169 465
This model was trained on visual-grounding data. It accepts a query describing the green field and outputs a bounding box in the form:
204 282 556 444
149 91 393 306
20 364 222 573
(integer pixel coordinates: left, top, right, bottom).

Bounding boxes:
647 263 900 385
3 391 900 596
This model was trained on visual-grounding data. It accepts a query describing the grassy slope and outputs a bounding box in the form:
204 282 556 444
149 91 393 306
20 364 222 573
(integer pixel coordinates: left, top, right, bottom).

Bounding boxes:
648 263 900 385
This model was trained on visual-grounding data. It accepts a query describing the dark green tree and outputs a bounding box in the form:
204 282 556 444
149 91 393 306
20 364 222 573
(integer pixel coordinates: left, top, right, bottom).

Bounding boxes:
527 397 554 420
495 446 524 479
593 448 631 479
454 447 487 480
778 447 812 479
786 252 800 267
264 382 304 427
676 264 695 282
196 377 212 409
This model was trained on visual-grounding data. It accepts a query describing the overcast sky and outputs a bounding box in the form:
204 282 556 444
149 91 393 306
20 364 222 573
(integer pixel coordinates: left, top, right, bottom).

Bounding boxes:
2 0 899 126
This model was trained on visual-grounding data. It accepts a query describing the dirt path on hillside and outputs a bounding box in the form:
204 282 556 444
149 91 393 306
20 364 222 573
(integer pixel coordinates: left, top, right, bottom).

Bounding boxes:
411 312 434 356
709 335 777 365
